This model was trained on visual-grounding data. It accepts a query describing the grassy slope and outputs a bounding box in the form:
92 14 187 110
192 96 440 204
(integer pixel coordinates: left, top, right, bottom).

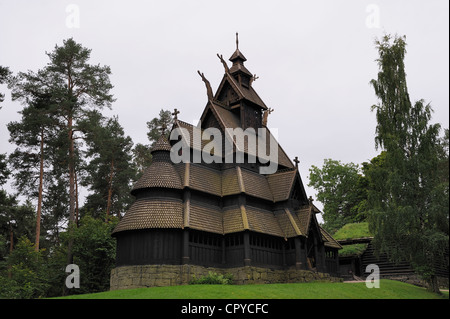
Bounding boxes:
56 280 448 299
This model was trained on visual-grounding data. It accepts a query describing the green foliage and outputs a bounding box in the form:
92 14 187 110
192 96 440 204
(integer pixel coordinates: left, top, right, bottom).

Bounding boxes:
63 215 118 294
0 237 49 299
190 271 234 285
0 65 12 106
146 109 174 146
368 34 449 292
132 143 153 177
1 39 129 298
0 153 10 186
308 159 368 233
80 111 137 218
0 195 36 259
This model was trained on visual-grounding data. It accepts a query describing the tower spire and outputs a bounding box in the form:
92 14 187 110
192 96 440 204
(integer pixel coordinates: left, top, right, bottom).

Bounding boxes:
236 32 239 50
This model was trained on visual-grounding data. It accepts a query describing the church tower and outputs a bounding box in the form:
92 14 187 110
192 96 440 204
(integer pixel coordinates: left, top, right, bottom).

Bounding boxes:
211 33 267 130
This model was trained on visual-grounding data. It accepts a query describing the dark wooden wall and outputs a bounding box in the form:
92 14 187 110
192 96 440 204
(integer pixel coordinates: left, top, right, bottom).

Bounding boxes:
115 228 339 276
116 229 182 266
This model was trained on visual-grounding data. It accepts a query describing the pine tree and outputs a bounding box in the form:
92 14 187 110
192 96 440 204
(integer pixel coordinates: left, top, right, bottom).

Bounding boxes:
8 94 62 250
368 34 448 293
80 111 136 219
9 38 115 269
0 66 11 107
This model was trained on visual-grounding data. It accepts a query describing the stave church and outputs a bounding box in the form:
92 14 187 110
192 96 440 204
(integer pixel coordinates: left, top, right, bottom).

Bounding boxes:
110 35 341 289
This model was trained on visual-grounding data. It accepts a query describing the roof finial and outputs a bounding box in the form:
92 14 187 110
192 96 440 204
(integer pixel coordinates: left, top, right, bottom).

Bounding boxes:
293 156 300 168
236 32 239 50
172 108 180 120
262 108 274 126
197 70 214 101
217 54 230 74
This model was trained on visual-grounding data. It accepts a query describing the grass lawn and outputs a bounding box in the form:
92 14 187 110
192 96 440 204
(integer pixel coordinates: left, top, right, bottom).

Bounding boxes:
55 279 448 299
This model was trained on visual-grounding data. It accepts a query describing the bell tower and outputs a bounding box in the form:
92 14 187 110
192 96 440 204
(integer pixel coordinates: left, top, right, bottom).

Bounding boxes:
213 33 268 130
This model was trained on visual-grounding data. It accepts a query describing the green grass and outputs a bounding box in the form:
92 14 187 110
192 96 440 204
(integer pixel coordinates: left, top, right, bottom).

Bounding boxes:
333 222 372 257
54 280 448 299
333 222 372 240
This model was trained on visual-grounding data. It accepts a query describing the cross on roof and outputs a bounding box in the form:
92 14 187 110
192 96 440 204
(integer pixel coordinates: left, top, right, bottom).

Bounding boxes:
293 156 300 168
172 108 180 120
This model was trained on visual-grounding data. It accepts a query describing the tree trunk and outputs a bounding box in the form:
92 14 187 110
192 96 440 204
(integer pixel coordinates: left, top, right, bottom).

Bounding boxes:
66 116 75 267
429 275 441 295
35 127 44 251
106 158 114 219
75 170 79 227
8 222 13 278
9 222 14 254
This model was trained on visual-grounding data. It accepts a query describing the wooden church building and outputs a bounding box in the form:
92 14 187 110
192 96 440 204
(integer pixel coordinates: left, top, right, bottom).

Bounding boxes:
111 36 341 288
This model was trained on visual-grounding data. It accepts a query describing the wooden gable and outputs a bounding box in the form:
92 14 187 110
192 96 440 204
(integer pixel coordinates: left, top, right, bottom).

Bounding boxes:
288 170 309 205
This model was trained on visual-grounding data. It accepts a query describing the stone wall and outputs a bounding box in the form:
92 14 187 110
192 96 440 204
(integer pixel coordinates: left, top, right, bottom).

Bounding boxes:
110 264 342 291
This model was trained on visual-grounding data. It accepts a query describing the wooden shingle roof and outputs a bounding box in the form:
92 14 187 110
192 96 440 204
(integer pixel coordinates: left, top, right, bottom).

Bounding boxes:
131 161 182 194
220 73 267 110
221 167 241 196
267 169 297 202
246 207 284 237
112 198 183 234
188 164 222 197
295 206 312 236
240 168 273 201
320 227 343 249
223 206 245 234
189 201 223 235
207 102 294 169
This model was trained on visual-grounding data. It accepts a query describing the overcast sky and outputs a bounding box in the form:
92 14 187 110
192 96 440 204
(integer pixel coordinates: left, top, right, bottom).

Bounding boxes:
0 1 448 218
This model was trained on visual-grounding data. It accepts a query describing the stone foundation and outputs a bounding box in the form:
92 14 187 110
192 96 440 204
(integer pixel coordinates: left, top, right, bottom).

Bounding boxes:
110 264 342 290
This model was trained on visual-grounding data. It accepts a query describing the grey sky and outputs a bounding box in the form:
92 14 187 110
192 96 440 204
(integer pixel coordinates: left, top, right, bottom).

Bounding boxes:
0 1 448 220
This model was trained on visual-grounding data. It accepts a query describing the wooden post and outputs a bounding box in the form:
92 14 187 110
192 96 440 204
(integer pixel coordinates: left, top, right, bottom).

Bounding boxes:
314 236 320 271
294 237 302 269
243 231 251 266
335 250 340 276
182 188 191 265
221 237 226 264
319 244 326 273
182 229 190 265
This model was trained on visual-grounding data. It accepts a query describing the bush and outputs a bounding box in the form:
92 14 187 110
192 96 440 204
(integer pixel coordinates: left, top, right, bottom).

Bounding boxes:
0 237 49 299
190 271 233 285
64 215 118 294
